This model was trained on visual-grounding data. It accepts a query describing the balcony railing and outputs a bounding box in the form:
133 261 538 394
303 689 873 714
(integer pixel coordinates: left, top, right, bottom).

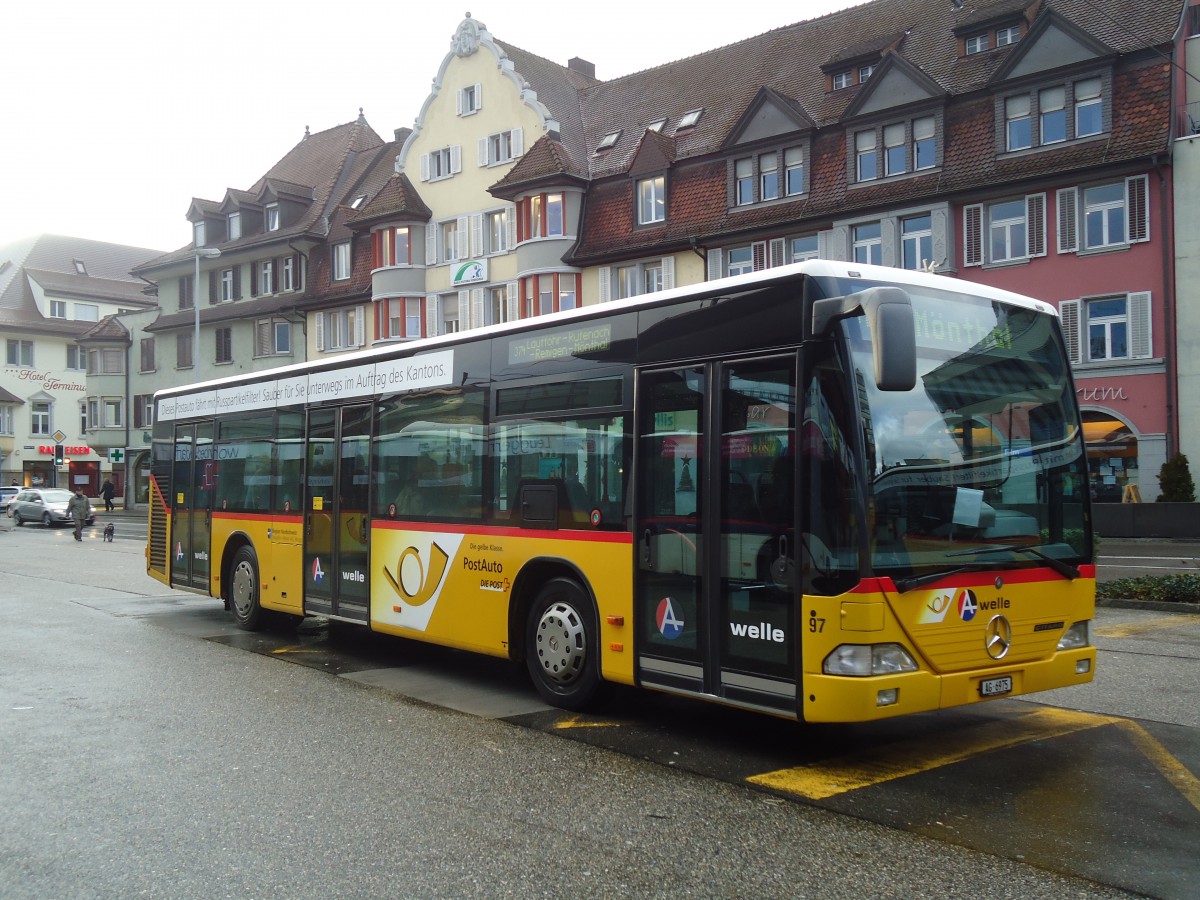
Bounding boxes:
1177 100 1200 138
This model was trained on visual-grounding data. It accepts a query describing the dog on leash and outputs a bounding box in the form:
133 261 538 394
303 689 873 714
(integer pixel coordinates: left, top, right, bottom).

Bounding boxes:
103 522 115 542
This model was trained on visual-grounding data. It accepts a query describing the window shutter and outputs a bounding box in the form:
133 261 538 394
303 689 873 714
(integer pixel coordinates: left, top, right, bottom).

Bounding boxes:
1026 193 1046 257
752 241 767 271
456 215 470 260
272 258 280 293
507 204 517 249
507 281 520 321
1127 175 1149 243
425 295 439 337
597 267 612 303
250 262 260 297
963 204 983 266
353 306 365 347
208 270 218 304
474 84 482 110
420 153 430 182
315 312 326 352
471 288 485 329
1057 187 1078 253
706 248 724 280
478 137 489 167
450 145 462 174
1128 291 1152 358
769 238 786 268
233 267 241 300
456 88 463 116
293 253 302 291
1059 299 1081 364
511 127 523 157
425 225 437 266
458 289 472 329
661 256 675 290
470 214 483 257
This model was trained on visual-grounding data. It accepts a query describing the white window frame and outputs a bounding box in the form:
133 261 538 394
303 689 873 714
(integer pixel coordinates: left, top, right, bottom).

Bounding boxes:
6 339 33 367
1006 95 1032 151
832 71 852 90
283 256 296 291
316 305 365 352
759 153 779 200
31 400 51 435
784 147 805 196
1060 292 1152 364
50 300 67 318
901 214 933 270
228 211 241 241
259 259 274 295
220 268 235 302
638 175 666 224
266 204 280 232
333 242 351 281
458 83 481 116
735 157 754 205
856 131 878 182
852 223 882 265
966 34 989 55
996 26 1020 47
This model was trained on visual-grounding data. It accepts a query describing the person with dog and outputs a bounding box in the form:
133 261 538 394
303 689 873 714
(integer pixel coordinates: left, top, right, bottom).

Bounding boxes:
67 487 91 542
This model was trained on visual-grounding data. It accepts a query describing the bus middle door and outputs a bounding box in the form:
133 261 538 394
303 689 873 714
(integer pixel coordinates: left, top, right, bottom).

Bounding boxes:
635 357 798 716
303 405 372 622
169 422 214 593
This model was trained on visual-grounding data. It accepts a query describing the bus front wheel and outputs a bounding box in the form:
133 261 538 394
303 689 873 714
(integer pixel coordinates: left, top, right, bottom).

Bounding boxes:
525 578 604 711
229 545 265 631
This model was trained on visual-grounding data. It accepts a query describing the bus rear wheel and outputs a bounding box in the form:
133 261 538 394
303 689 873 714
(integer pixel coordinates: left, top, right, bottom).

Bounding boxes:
525 578 604 711
229 545 265 631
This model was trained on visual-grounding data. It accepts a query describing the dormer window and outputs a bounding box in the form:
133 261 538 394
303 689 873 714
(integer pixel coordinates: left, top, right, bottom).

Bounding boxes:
851 115 939 184
266 204 280 231
677 109 703 130
1000 73 1107 153
194 222 206 247
858 64 875 82
996 25 1021 47
228 212 241 241
832 71 852 90
966 34 989 55
596 131 621 153
637 175 666 225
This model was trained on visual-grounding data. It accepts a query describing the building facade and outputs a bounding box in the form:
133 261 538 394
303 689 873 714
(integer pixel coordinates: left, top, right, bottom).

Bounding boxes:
0 235 161 494
356 1 1190 501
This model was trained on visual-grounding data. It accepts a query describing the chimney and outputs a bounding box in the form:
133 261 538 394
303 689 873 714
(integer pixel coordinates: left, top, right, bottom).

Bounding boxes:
568 57 596 79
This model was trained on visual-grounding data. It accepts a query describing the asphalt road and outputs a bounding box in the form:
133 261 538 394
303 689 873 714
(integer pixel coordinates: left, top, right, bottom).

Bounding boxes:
2 521 1196 898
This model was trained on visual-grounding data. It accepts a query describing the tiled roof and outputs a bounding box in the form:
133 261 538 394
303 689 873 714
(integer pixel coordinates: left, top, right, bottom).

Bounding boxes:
568 0 1181 263
489 137 589 198
348 172 432 226
138 115 387 274
77 314 131 343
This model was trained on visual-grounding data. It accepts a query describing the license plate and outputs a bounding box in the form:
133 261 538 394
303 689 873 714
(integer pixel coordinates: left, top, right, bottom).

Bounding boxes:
979 675 1013 697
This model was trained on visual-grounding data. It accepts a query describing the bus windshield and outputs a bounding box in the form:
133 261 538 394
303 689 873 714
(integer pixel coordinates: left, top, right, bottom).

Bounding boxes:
839 281 1090 588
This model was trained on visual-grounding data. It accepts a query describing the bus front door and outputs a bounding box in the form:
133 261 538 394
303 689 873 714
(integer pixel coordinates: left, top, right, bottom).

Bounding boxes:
169 422 214 593
635 357 798 715
303 405 372 622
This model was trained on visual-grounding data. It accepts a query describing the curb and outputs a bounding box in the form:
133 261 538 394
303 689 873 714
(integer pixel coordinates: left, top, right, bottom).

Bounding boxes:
1096 597 1200 614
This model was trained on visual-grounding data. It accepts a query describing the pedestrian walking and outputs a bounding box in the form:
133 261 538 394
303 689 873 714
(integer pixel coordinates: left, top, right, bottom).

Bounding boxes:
100 479 115 512
67 487 90 542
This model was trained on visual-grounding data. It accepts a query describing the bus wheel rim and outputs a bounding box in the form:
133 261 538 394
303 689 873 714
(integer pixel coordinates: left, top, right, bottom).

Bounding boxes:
232 560 255 617
534 600 587 685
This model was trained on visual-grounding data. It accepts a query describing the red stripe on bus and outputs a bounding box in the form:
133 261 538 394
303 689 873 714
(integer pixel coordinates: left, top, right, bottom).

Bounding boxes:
371 519 634 543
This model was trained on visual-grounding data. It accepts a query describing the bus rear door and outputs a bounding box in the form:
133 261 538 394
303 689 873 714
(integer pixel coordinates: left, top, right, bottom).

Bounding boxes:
169 422 214 592
635 357 798 715
303 404 372 621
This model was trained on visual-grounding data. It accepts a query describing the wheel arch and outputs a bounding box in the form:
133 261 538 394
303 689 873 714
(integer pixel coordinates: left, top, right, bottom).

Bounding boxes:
219 531 257 602
507 556 598 666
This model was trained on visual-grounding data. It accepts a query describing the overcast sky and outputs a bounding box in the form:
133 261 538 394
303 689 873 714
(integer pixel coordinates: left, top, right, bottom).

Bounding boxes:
0 0 862 255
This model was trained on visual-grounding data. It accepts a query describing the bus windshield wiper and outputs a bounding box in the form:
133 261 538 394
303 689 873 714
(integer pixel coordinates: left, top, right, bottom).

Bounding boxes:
892 564 992 594
946 543 1080 581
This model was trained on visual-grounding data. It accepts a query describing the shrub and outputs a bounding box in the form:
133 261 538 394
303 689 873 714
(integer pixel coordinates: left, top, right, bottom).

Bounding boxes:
1096 574 1200 604
1157 452 1196 503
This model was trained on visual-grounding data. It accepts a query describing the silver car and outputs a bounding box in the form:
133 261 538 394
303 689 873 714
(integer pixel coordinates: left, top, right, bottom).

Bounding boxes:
0 485 18 514
8 488 95 527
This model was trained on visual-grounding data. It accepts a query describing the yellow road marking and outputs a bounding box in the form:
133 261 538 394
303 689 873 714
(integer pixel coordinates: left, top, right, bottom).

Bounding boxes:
552 714 621 730
748 707 1119 799
1117 720 1200 814
1096 616 1193 639
270 647 325 655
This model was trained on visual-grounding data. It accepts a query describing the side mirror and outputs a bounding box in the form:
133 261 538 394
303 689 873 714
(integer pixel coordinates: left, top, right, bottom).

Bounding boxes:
811 286 916 391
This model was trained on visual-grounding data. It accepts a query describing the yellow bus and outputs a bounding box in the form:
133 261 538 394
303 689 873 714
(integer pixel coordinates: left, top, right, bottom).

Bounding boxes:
147 260 1096 721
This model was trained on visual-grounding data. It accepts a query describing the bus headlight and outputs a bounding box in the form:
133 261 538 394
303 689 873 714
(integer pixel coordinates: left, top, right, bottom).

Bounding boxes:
1057 620 1092 650
823 643 919 676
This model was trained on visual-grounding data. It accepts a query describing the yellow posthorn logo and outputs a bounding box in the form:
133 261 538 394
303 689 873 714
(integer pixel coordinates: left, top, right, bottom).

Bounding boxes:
384 542 449 607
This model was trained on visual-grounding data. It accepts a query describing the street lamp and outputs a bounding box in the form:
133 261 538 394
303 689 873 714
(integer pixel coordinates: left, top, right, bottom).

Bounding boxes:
193 247 221 373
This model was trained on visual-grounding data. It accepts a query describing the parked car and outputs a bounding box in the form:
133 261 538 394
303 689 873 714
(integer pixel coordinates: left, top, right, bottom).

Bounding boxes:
7 488 95 527
0 485 19 515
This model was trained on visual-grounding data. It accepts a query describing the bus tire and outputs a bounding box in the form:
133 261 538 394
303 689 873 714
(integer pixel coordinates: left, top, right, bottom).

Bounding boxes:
229 545 265 631
525 578 604 711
